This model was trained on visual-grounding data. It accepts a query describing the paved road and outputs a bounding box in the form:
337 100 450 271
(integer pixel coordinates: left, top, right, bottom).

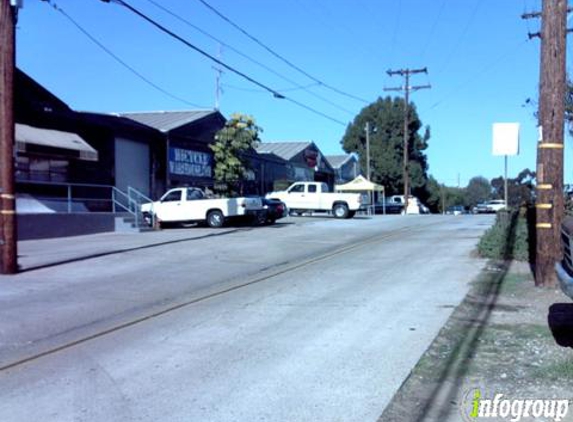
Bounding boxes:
0 214 493 422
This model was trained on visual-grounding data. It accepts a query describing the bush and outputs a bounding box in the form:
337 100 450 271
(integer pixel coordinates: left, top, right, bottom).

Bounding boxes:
477 208 532 261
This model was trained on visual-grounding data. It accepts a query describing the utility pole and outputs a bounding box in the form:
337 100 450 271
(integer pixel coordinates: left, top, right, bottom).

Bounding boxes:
523 0 568 287
384 68 430 214
365 122 372 214
0 0 17 274
364 122 371 180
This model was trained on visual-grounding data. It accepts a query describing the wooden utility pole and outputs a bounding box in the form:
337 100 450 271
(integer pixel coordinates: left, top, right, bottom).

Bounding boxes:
523 0 568 287
365 122 372 214
384 68 430 213
0 0 17 274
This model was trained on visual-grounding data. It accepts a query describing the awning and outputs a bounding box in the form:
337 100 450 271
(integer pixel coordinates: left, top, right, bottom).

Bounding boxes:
335 175 384 192
15 123 98 161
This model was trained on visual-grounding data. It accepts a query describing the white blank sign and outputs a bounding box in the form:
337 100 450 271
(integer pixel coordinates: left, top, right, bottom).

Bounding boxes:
492 123 520 156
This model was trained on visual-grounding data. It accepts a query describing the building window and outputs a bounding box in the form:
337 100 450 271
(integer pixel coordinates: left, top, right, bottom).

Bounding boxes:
16 156 69 182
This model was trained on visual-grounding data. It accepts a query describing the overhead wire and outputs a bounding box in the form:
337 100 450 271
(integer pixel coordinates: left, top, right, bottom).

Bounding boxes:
422 39 531 113
419 0 447 60
143 0 356 116
107 0 348 126
222 82 322 94
433 0 482 78
388 0 402 66
42 0 208 108
195 0 370 104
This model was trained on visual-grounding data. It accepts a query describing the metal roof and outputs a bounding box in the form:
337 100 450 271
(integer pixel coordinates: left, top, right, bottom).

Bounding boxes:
15 123 98 161
255 141 313 161
120 110 218 133
326 154 354 169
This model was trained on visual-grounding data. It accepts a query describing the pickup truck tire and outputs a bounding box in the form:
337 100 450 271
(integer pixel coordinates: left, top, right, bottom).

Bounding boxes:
333 203 349 219
206 210 225 228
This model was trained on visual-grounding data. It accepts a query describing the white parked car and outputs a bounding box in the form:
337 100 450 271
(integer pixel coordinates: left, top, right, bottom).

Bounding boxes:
486 199 507 213
267 182 362 219
141 187 263 228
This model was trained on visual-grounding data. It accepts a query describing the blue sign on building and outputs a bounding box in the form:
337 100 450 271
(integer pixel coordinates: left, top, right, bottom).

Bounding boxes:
168 147 212 178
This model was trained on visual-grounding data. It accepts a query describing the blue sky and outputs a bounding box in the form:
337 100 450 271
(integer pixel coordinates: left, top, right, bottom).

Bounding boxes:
15 0 572 186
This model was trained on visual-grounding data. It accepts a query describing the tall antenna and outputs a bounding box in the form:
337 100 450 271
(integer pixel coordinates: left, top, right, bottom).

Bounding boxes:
214 44 223 110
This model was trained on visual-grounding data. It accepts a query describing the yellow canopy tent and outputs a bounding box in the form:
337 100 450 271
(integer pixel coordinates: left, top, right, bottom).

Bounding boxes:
335 175 384 192
335 175 385 214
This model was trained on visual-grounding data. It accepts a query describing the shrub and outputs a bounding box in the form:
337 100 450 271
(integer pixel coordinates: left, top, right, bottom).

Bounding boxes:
477 208 532 261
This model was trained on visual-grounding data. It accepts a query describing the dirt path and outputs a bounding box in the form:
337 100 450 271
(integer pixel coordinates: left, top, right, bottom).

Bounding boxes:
379 261 573 422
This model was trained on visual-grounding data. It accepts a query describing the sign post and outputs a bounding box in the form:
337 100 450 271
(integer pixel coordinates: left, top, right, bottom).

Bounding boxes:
492 123 520 208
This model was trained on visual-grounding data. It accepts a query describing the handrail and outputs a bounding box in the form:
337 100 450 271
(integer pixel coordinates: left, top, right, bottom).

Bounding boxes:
127 186 155 227
16 180 155 230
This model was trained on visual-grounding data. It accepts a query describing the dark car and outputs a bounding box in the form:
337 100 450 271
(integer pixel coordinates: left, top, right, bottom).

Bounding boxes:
446 205 466 216
261 198 287 224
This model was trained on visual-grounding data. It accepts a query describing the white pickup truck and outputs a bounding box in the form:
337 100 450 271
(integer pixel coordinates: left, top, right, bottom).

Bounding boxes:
267 182 362 219
141 187 263 228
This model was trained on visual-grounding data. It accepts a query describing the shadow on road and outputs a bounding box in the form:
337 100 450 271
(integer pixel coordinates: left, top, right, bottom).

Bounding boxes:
19 228 248 273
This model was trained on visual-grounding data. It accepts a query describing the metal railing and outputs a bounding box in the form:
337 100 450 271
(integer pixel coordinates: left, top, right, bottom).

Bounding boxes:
127 186 155 228
16 180 154 229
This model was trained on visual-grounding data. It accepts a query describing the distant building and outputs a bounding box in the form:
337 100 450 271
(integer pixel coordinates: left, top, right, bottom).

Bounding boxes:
326 154 360 184
255 141 335 189
120 110 225 193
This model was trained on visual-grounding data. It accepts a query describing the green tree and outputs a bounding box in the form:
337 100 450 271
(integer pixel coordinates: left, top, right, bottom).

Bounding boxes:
491 168 536 207
423 176 443 213
341 96 430 196
210 113 261 196
465 176 491 208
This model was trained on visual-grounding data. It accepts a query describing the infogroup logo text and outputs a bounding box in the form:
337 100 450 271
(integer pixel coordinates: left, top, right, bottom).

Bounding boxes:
461 389 570 422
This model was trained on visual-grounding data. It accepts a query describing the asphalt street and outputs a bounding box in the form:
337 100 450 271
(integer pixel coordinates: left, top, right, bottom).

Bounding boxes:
0 214 494 422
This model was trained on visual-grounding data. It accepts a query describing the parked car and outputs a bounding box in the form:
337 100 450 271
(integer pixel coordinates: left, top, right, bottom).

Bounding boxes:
486 199 507 213
141 187 263 228
374 196 404 214
260 198 287 225
555 216 573 299
374 195 429 215
473 200 506 214
267 182 362 219
472 202 489 214
446 205 466 216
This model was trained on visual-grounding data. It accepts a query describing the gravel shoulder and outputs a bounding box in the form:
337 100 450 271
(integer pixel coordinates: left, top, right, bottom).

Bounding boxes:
378 260 573 422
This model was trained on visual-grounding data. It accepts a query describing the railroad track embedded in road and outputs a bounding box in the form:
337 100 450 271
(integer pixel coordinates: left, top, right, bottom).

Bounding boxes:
0 221 437 373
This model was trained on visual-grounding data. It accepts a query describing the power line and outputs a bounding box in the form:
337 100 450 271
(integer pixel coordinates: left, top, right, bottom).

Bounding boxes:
222 82 321 94
195 0 370 104
423 40 530 113
109 0 284 99
104 0 348 126
142 0 356 115
43 1 207 109
434 0 481 78
419 0 447 60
